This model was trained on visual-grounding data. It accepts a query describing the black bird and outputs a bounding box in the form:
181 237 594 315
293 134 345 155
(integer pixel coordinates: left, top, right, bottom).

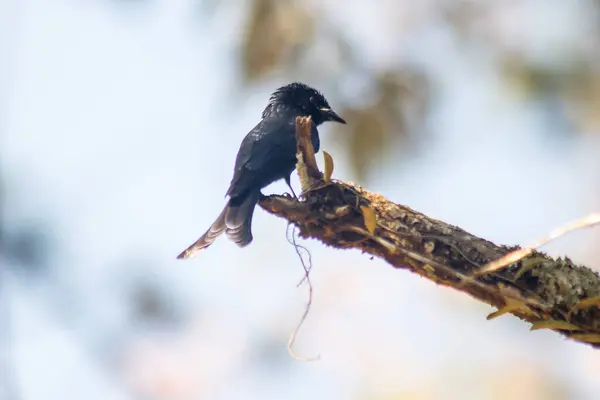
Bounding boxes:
177 82 346 259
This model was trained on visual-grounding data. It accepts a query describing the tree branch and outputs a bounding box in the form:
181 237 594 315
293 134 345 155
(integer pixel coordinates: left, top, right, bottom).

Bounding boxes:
258 118 600 348
294 116 322 190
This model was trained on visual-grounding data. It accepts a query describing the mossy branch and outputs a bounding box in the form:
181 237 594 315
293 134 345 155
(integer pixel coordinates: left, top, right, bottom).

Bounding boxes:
258 118 600 348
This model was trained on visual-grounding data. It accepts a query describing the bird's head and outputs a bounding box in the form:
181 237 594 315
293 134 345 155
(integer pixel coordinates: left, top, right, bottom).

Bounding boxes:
262 82 346 126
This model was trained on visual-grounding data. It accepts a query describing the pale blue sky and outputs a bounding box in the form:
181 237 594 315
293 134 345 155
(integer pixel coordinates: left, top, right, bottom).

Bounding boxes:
3 0 600 399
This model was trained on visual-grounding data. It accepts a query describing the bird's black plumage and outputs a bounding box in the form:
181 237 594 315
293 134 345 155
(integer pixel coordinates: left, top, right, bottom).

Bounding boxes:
177 82 345 259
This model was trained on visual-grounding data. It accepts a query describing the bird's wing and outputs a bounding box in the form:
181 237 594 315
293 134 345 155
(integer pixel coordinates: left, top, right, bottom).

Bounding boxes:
226 117 316 198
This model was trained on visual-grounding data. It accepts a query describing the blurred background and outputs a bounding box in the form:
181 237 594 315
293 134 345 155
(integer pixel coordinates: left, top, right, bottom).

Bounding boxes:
2 0 600 399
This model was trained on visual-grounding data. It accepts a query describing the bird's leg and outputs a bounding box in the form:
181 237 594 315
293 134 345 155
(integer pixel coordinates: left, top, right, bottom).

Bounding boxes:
284 175 298 199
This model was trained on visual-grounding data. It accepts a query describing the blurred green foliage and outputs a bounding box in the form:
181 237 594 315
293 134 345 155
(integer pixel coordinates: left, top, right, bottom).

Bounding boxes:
238 0 431 181
235 0 600 180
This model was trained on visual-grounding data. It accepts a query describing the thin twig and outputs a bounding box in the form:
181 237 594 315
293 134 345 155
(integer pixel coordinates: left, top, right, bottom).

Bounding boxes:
286 223 313 287
286 225 320 362
476 212 600 276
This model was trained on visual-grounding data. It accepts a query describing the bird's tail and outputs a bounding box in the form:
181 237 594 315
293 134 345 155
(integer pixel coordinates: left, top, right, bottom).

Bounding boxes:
224 190 259 247
176 190 259 259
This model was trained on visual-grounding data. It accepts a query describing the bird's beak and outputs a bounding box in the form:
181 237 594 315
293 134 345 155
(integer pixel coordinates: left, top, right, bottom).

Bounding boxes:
320 108 346 124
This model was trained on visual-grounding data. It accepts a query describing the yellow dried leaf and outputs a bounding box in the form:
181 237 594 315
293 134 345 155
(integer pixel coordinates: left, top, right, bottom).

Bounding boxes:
486 298 526 320
360 206 377 234
323 151 334 184
568 296 600 321
568 333 600 344
530 320 581 331
571 297 600 312
513 256 546 280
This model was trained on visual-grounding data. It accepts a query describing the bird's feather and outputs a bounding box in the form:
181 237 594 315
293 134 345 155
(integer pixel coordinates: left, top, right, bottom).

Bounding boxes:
226 116 319 198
